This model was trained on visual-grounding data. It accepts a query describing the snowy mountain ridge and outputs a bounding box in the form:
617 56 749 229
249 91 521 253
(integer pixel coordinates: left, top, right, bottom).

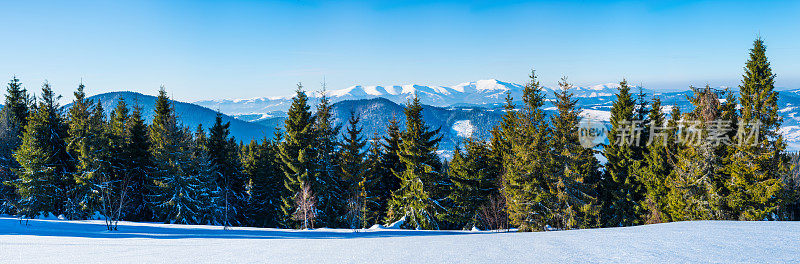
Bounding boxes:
195 79 646 116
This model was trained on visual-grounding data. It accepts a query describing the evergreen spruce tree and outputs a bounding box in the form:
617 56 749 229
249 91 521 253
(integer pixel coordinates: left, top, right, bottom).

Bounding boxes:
549 77 601 229
148 87 202 224
14 82 72 218
0 76 31 214
633 97 673 223
106 98 136 225
377 117 404 223
503 70 552 231
725 38 788 220
68 83 109 219
123 103 152 221
206 113 245 226
364 133 386 226
278 84 317 228
601 79 645 227
339 113 370 228
667 85 729 220
386 96 446 229
243 134 284 227
443 139 501 229
313 91 345 227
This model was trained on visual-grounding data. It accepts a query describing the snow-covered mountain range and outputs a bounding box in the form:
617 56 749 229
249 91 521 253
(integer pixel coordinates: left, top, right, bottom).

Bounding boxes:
195 79 645 120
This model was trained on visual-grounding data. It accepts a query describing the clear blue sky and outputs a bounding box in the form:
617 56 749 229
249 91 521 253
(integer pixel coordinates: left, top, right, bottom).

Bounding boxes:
1 0 799 102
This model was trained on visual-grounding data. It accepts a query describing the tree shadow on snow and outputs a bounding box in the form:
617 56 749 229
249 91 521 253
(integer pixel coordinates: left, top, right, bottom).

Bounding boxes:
0 217 490 240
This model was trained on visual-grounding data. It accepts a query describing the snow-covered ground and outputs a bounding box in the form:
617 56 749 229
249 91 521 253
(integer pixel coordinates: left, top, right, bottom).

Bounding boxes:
0 216 797 263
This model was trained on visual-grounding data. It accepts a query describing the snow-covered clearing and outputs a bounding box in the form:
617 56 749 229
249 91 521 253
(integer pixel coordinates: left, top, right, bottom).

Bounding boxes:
0 216 797 263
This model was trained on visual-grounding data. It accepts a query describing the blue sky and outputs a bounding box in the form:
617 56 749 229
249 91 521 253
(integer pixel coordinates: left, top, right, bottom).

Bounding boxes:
1 0 799 102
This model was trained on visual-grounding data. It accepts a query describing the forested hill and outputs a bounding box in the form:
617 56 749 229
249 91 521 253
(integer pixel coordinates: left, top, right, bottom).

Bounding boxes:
68 91 272 143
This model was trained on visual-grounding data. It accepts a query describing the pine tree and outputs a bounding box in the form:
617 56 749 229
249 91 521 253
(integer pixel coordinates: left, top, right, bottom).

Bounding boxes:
386 96 446 229
503 70 552 231
68 83 109 219
104 98 137 227
243 134 284 227
363 133 386 226
725 38 787 220
279 84 317 228
443 139 501 230
634 97 673 223
667 85 729 220
123 103 152 221
601 79 645 227
14 82 72 218
148 87 202 224
549 77 601 229
206 113 245 226
313 91 345 227
0 76 31 214
377 117 403 223
339 113 369 228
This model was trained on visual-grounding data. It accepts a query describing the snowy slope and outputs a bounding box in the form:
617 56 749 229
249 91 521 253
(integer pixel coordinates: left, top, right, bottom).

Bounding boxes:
0 216 797 263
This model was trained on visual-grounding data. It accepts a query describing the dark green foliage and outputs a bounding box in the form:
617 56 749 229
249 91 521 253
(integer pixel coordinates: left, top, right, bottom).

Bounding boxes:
206 113 245 226
0 76 31 214
386 96 446 229
148 87 203 224
601 79 645 227
502 70 552 231
549 77 601 229
377 118 403 222
443 139 501 230
313 92 345 227
363 133 386 226
667 85 729 220
725 38 787 220
123 103 152 221
14 82 72 218
633 97 673 223
278 84 317 228
242 134 284 227
68 84 113 219
338 113 370 228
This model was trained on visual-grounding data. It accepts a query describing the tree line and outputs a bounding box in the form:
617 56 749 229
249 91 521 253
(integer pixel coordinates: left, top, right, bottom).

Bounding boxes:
0 38 797 231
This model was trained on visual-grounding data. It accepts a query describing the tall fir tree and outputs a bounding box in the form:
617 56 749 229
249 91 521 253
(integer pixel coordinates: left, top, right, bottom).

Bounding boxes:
123 103 152 221
363 133 386 226
206 113 245 226
549 77 601 229
0 76 31 214
14 82 72 218
377 117 404 223
503 70 552 231
313 91 346 227
278 84 317 228
633 97 673 223
667 85 729 220
148 87 202 224
386 96 446 229
338 113 370 228
601 79 645 227
725 38 787 220
67 83 110 219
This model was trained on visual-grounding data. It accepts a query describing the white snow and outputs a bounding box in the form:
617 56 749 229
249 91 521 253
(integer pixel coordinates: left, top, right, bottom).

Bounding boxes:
579 109 612 121
452 120 475 138
0 216 797 263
